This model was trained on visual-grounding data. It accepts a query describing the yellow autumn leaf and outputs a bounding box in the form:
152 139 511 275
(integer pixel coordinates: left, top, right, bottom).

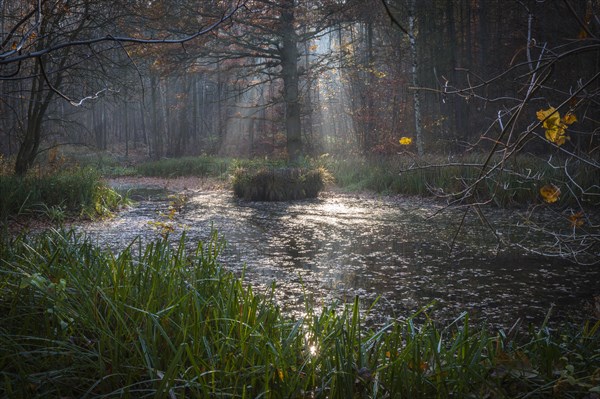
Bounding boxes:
540 184 560 204
562 112 577 125
536 107 557 123
568 212 584 228
537 107 576 146
537 107 561 129
543 114 561 130
545 126 567 146
399 137 412 145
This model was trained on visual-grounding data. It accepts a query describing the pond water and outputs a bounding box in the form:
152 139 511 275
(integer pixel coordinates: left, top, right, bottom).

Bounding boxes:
81 185 599 329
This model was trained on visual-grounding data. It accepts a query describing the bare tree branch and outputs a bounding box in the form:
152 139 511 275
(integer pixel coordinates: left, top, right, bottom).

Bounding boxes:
379 0 409 35
0 1 247 66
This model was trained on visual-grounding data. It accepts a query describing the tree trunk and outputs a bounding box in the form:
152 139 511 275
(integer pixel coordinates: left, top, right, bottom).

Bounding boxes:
303 36 315 155
15 113 44 176
150 75 163 159
364 21 375 153
13 9 78 176
280 1 302 162
14 63 53 176
409 0 424 157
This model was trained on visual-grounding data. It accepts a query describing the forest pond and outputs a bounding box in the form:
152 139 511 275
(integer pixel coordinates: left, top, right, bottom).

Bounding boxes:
81 182 599 329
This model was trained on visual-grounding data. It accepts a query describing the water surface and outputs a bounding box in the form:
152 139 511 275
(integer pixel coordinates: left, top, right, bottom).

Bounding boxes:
82 186 599 329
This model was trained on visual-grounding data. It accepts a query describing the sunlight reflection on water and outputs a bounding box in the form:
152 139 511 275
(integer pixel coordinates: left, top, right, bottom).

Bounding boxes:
81 188 599 329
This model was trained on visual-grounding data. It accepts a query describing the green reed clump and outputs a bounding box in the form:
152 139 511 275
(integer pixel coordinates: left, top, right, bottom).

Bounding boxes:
0 167 127 221
1 229 598 398
230 158 332 201
135 156 231 178
231 165 331 201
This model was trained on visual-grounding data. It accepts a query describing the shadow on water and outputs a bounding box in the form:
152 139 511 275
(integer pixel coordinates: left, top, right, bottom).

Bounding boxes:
81 187 599 329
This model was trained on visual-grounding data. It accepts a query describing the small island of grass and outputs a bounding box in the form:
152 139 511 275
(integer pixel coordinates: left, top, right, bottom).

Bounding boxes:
232 165 331 201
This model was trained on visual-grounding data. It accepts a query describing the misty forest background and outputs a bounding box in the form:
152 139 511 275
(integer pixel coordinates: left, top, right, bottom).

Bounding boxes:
1 0 598 174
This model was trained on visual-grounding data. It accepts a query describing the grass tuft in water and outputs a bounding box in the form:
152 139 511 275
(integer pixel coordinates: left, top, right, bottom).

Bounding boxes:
1 229 598 398
231 162 332 201
231 158 332 201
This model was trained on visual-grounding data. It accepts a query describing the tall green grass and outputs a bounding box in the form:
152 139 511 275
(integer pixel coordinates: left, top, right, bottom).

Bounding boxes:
1 229 598 398
0 167 127 221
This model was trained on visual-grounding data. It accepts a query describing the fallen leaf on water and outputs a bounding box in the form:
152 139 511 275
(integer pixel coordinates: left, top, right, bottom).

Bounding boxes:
540 184 560 203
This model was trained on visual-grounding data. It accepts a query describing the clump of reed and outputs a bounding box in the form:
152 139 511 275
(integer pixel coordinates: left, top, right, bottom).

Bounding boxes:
231 165 331 201
0 167 127 222
1 229 598 398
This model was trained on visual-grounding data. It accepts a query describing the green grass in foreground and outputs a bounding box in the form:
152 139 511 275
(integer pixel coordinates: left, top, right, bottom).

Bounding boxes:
1 229 598 398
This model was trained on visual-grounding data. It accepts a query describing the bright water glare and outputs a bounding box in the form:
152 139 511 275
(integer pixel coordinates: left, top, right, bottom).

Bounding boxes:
82 187 599 329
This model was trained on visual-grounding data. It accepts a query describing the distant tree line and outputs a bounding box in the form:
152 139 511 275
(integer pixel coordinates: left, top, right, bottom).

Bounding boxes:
1 0 598 175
